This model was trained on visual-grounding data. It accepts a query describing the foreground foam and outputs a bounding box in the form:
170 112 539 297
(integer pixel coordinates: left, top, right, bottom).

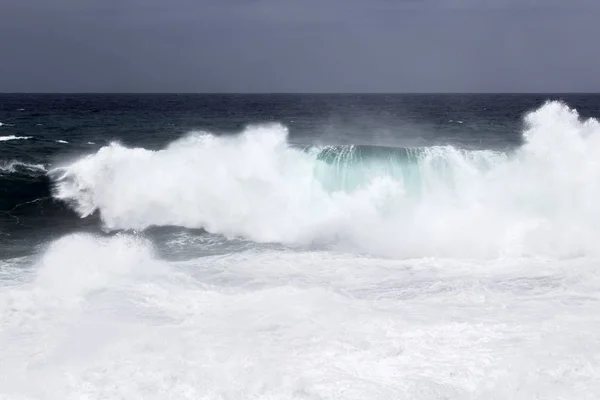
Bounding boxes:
51 101 600 258
1 233 599 399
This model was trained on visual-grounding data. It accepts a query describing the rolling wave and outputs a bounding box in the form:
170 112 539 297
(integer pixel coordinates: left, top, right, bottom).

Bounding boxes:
47 101 600 258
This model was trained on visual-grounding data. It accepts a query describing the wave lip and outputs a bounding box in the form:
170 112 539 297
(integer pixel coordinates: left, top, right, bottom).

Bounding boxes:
0 160 47 175
50 101 600 259
0 135 32 142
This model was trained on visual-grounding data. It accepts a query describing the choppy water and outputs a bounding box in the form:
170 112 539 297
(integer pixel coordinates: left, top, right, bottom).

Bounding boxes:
1 94 600 399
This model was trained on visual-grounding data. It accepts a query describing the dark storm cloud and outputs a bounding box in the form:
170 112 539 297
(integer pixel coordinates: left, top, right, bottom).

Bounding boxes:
0 0 598 92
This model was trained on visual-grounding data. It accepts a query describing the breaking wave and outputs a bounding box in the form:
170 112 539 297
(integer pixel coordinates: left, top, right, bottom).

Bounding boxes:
50 101 600 258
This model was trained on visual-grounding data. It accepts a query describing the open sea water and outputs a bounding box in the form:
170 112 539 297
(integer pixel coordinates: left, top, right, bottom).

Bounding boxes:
1 94 600 399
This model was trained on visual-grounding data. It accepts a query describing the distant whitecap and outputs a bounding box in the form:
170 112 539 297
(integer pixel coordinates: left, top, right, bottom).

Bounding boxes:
0 135 32 142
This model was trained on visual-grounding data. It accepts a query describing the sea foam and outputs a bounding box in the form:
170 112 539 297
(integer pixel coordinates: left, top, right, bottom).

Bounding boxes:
50 101 600 258
0 135 31 142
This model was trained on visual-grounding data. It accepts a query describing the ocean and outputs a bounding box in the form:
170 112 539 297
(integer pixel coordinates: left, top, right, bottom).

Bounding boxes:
1 94 600 399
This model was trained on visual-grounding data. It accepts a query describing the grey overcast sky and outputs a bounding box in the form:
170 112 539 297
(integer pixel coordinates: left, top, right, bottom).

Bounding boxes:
0 0 598 93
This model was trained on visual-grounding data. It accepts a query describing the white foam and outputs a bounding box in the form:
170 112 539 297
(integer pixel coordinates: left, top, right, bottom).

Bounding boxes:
50 101 600 259
6 100 600 399
0 135 32 142
56 140 69 144
1 233 599 398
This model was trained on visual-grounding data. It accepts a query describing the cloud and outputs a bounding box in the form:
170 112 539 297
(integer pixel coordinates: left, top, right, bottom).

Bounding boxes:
0 0 598 92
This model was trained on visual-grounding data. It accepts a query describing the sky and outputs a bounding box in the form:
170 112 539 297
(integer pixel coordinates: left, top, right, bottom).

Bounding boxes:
0 0 598 93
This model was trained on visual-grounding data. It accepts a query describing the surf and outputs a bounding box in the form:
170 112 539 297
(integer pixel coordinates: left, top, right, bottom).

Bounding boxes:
49 101 600 258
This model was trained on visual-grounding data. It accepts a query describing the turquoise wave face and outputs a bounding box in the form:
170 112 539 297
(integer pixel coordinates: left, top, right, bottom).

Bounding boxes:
306 144 507 194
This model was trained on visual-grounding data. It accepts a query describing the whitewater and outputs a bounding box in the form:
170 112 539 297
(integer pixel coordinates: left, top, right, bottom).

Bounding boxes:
2 100 600 399
51 101 600 258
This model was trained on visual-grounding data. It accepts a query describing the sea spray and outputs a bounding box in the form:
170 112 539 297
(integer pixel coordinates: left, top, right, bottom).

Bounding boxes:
50 101 600 258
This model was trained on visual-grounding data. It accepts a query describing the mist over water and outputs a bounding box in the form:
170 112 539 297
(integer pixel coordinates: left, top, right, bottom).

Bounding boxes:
2 96 600 399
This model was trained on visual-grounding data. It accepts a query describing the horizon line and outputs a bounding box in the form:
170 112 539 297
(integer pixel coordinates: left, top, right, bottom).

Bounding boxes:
1 92 599 95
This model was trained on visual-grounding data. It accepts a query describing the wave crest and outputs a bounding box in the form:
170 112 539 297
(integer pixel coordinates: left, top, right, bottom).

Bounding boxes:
0 160 47 175
50 101 600 258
